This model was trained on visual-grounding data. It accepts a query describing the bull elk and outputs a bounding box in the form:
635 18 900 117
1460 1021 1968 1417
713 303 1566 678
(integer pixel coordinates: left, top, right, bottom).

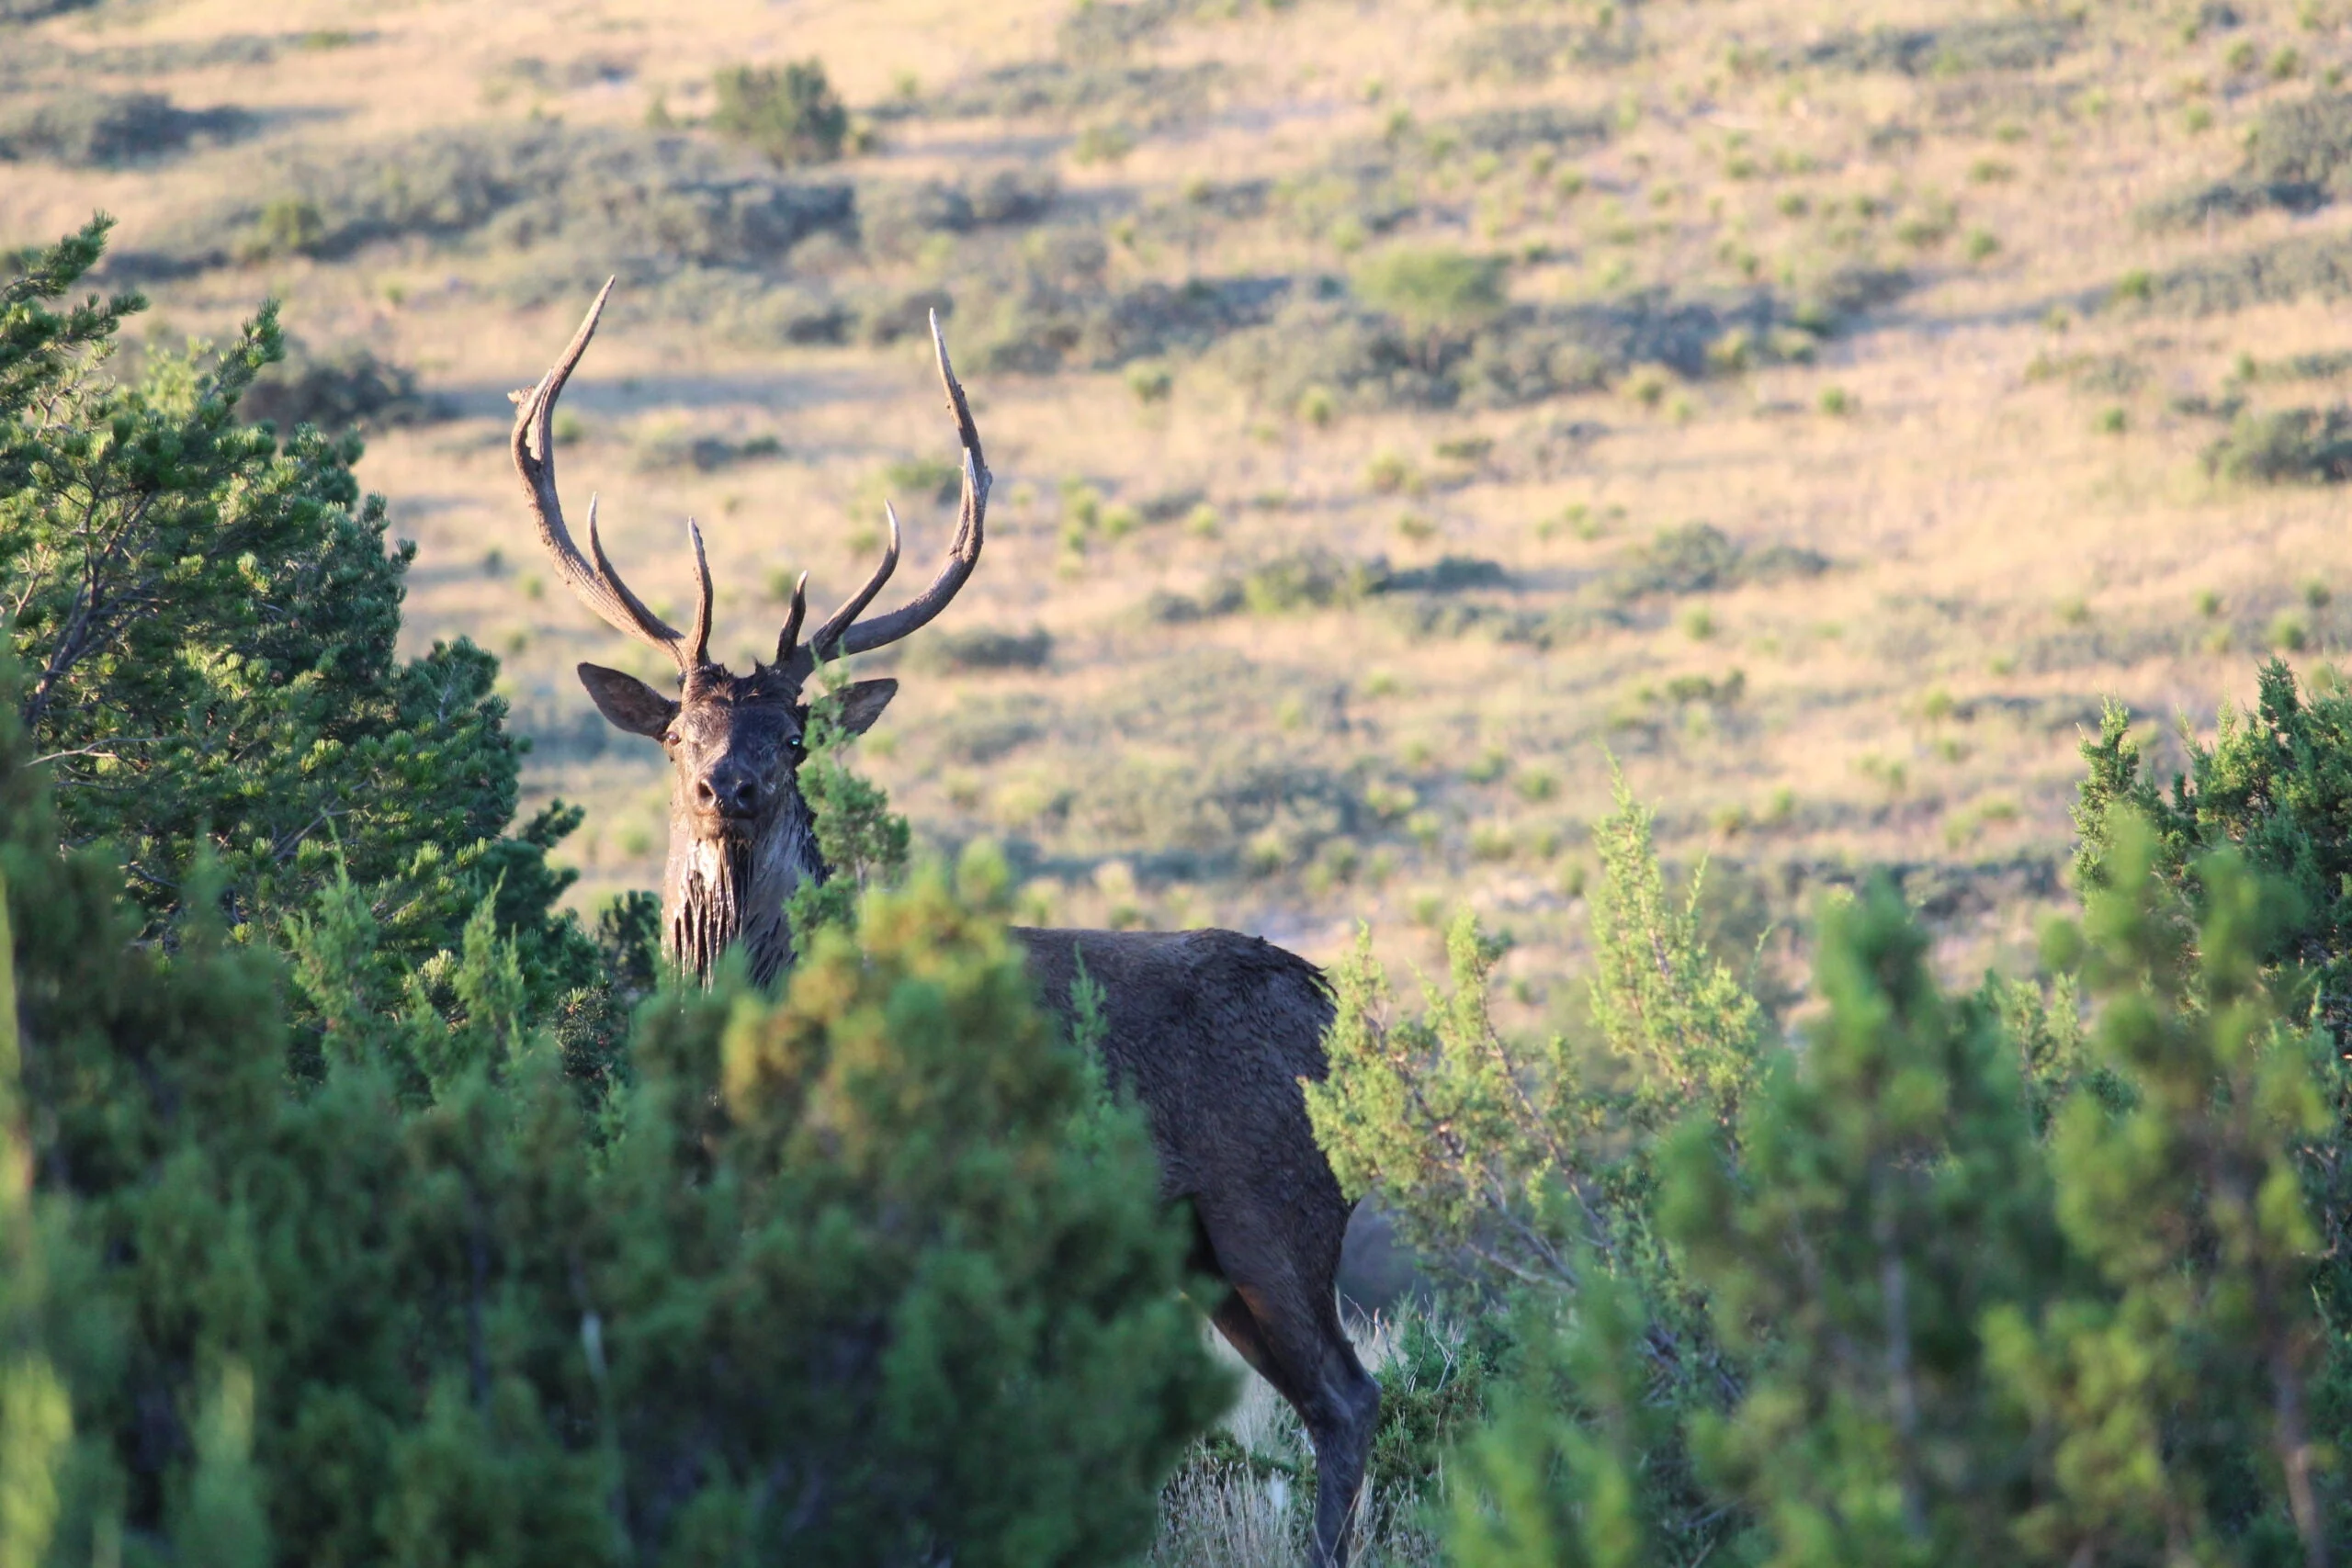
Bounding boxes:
509 283 1382 1566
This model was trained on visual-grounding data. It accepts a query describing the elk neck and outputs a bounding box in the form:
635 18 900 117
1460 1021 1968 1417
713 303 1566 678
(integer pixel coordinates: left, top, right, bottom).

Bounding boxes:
662 789 823 989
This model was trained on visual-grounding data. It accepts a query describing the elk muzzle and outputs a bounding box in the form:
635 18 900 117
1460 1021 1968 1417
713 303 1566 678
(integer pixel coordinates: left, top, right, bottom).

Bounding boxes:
688 756 768 836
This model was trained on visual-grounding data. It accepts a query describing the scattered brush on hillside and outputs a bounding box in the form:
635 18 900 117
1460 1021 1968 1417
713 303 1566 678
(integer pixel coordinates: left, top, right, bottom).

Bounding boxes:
1223 254 1893 417
1449 13 1643 82
2127 230 2352 316
856 168 1057 259
0 0 92 21
1610 521 1830 601
1777 15 2080 76
0 31 339 92
114 122 854 288
1057 0 1230 61
967 248 1291 375
916 60 1229 127
1225 288 1795 415
240 342 447 434
2141 91 2352 229
1143 549 1502 623
903 626 1056 672
2203 405 2352 483
0 91 248 166
1145 525 1826 655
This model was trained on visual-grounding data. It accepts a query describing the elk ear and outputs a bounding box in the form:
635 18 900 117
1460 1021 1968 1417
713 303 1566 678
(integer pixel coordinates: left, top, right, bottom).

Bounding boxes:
832 678 898 737
577 662 678 739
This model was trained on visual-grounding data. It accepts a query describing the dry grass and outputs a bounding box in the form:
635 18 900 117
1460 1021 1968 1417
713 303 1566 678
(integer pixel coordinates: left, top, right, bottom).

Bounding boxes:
1149 1311 1447 1568
12 0 2352 1015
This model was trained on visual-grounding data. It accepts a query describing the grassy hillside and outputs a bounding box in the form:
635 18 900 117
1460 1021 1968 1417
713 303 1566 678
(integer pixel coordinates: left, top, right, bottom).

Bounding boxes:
11 0 2352 1019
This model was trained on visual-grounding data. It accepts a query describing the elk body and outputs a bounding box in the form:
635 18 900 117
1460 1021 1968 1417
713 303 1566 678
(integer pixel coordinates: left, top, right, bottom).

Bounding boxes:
511 285 1382 1567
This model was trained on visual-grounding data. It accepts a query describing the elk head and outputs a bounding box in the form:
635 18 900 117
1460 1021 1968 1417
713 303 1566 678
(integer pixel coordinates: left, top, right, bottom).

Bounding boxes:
510 280 989 986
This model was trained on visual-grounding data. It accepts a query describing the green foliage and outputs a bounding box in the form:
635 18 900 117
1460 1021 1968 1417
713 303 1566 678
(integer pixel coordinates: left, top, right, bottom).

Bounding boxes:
1586 777 1763 1134
1319 739 2351 1562
2074 660 2352 1023
1351 247 1507 337
1 220 596 1021
1309 779 1762 1554
1363 1312 1501 1509
710 59 849 167
0 708 1225 1566
1308 775 1762 1287
2143 93 2352 229
0 93 230 168
1444 1269 1659 1568
1658 878 2064 1563
784 679 914 949
2203 406 2352 483
1433 824 2347 1563
1996 821 2342 1562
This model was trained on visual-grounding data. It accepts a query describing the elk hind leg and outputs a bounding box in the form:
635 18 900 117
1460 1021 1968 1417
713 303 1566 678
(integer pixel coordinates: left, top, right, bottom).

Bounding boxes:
1213 1279 1381 1568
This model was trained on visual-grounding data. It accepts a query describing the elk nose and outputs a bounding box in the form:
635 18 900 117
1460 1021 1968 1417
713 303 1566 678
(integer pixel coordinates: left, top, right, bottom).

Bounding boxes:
696 764 761 819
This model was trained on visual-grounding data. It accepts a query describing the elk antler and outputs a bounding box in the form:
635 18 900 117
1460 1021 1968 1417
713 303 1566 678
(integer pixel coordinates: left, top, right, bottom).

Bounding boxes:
780 310 989 680
512 278 713 677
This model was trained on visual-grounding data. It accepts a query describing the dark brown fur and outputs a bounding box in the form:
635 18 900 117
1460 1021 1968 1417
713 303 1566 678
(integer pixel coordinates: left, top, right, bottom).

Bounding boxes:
511 289 1380 1566
1020 930 1382 1561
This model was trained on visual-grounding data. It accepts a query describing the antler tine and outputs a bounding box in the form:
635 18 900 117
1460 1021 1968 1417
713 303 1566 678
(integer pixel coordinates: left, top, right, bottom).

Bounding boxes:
808 502 901 659
511 279 696 674
820 310 991 663
775 570 809 667
683 519 714 671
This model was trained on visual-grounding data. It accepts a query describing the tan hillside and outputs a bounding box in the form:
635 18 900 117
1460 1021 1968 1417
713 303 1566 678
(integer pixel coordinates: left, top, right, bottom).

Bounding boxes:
10 0 2351 1020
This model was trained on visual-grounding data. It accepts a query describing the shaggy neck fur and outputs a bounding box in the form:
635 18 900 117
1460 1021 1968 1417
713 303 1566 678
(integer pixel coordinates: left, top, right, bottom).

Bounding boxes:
662 791 822 989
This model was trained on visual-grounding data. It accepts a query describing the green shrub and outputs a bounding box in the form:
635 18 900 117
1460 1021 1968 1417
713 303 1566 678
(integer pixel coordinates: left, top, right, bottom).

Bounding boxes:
1783 16 2078 75
1125 358 1173 402
0 92 240 166
1307 775 1762 1289
711 58 849 165
2077 657 2352 1018
1311 777 1761 1556
1352 246 1508 337
918 60 1227 128
144 124 856 282
907 626 1056 671
242 194 327 259
2131 231 2352 316
1431 797 2349 1563
2204 405 2352 482
1073 122 1138 164
2 220 592 1009
2143 91 2352 228
1238 549 1384 615
0 741 1227 1566
1610 522 1826 600
241 344 443 433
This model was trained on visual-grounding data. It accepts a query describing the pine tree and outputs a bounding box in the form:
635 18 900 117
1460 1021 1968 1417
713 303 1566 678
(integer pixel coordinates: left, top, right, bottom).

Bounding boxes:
0 687 1227 1566
2 219 595 1012
1657 878 2065 1565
